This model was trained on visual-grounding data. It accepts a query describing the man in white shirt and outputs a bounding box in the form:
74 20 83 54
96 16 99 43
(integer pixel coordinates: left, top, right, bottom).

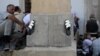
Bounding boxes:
23 13 31 26
23 13 35 35
92 34 100 56
82 34 92 56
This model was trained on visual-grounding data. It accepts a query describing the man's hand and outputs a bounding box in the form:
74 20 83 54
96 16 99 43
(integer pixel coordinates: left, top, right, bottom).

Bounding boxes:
20 24 26 33
8 15 26 33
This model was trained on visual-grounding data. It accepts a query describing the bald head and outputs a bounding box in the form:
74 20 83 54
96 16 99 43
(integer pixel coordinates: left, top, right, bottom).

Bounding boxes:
7 4 15 14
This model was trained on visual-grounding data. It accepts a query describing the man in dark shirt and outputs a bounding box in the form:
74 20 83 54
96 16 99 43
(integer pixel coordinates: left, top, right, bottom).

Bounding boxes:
86 15 99 33
74 16 79 36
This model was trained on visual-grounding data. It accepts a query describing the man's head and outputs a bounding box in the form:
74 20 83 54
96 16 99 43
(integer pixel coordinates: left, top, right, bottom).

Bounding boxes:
7 4 15 14
89 14 95 20
84 33 91 39
74 16 79 22
15 6 21 13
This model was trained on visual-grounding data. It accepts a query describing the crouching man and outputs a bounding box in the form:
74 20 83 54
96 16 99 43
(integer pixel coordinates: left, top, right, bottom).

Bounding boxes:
0 4 26 51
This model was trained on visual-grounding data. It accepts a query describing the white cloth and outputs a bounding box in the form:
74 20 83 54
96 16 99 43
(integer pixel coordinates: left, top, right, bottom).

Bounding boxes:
83 39 92 53
28 20 35 29
23 13 31 25
65 20 71 28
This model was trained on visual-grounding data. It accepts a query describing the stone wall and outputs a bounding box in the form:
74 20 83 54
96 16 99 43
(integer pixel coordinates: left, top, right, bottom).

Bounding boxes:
27 0 73 47
31 0 71 15
98 0 100 22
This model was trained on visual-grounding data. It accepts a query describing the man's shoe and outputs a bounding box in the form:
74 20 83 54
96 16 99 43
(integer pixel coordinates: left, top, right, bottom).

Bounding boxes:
4 43 10 51
9 43 15 51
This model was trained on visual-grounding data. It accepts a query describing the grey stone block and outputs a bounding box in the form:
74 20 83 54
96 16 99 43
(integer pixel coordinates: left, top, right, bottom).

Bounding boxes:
27 14 72 47
12 47 76 56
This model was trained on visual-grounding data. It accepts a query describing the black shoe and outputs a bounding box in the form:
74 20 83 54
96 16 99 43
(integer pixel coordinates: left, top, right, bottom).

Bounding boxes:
4 43 10 51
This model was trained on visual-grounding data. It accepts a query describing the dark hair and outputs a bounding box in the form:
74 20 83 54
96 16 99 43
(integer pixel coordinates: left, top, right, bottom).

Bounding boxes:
83 33 90 39
90 14 95 19
15 6 21 12
7 4 14 9
96 32 100 38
